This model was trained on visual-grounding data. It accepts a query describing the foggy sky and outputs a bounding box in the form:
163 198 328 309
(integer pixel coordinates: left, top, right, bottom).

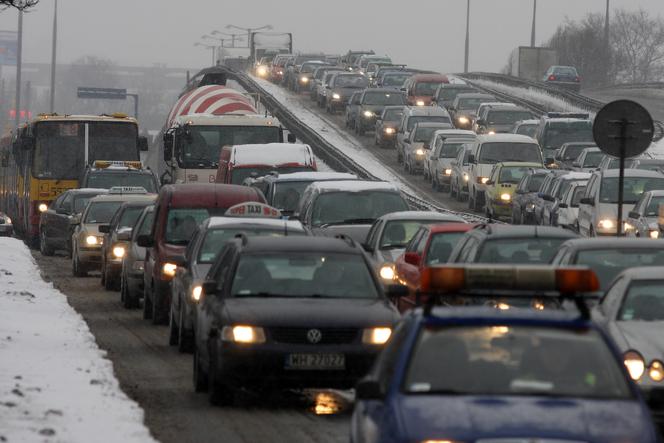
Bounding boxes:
1 0 664 73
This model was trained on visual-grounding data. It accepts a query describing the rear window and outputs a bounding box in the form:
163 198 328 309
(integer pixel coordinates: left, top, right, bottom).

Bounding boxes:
84 201 122 224
477 237 569 264
407 116 451 132
165 208 213 245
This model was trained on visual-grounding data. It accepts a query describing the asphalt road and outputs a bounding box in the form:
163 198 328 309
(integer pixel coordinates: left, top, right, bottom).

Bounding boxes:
34 252 351 443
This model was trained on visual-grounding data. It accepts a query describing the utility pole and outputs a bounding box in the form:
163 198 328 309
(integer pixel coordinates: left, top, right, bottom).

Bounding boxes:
604 0 610 49
464 0 470 73
49 0 58 113
604 0 610 85
14 9 23 128
531 0 537 47
226 24 272 48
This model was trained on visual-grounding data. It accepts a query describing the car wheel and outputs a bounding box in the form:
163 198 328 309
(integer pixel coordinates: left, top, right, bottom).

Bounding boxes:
178 305 193 353
168 307 179 346
208 343 234 406
143 285 153 320
103 265 116 291
193 344 208 392
39 230 54 256
72 252 87 277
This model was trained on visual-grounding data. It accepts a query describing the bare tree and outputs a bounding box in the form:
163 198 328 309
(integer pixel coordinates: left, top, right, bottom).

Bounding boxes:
0 0 38 11
612 9 664 83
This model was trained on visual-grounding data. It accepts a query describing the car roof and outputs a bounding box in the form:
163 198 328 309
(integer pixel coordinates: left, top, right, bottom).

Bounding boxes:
561 142 596 148
456 93 495 99
230 143 313 166
205 216 305 231
644 190 664 196
561 238 664 251
557 171 592 180
600 168 664 178
117 199 156 209
89 194 155 204
88 168 153 175
307 180 401 193
363 88 403 94
67 188 109 195
162 184 263 207
429 223 475 234
404 107 449 117
487 105 529 112
239 236 363 254
495 161 544 168
433 129 476 137
376 211 465 223
410 73 448 82
473 224 578 239
476 133 539 143
413 121 453 129
515 119 540 125
262 172 357 183
614 266 664 280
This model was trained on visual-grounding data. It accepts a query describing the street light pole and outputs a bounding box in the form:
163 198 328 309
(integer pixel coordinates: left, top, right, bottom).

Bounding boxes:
225 24 272 48
604 0 610 49
464 0 470 73
14 8 23 128
49 0 58 113
531 0 537 47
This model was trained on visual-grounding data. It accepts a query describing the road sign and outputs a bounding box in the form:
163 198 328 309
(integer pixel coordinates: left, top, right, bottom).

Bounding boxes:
0 31 18 65
593 100 655 237
77 87 127 100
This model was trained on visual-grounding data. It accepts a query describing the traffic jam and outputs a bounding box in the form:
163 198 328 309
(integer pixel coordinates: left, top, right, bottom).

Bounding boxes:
2 9 664 443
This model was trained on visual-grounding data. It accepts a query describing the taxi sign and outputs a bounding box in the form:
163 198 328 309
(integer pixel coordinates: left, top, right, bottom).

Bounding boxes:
108 186 148 195
225 202 282 218
93 160 143 170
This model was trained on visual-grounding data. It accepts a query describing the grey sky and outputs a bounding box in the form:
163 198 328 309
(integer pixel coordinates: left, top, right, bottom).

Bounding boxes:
1 0 664 73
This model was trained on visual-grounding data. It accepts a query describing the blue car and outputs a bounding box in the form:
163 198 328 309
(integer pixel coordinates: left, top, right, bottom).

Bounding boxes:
352 265 663 443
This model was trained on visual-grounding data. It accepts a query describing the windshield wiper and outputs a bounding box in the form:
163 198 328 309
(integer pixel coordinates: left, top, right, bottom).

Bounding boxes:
380 243 407 249
320 218 375 227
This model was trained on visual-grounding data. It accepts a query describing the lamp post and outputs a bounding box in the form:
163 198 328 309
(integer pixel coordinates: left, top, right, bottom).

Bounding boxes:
194 42 217 66
531 0 537 47
464 0 470 73
225 24 272 48
211 30 243 48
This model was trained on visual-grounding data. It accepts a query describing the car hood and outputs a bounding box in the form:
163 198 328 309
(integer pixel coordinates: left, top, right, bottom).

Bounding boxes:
221 297 398 327
597 202 636 219
378 247 405 263
397 395 651 442
485 124 516 133
615 320 664 359
333 87 364 96
313 225 372 243
360 105 387 114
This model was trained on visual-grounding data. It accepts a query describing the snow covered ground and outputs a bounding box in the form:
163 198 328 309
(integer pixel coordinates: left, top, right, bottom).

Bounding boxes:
0 238 155 443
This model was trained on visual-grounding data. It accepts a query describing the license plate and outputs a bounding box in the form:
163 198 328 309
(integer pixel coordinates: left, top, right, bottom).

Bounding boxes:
285 353 345 370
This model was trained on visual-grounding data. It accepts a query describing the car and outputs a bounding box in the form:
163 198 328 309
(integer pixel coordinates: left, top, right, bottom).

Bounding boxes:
531 170 569 225
296 180 410 243
120 205 154 309
216 143 317 184
354 89 407 135
291 60 327 93
137 184 267 324
632 158 664 173
472 102 517 133
511 168 548 224
356 54 392 75
552 181 586 231
484 162 544 222
534 112 593 160
269 54 293 83
448 93 495 129
511 118 540 137
245 171 357 216
0 211 13 238
374 106 405 148
193 236 400 405
374 70 417 90
99 197 156 290
365 62 395 83
352 264 661 443
432 83 477 109
168 203 308 353
284 55 325 90
425 130 476 190
448 224 577 264
310 66 344 102
543 65 582 91
596 155 640 171
449 142 474 201
554 142 597 170
395 107 452 164
393 223 473 308
316 68 346 107
345 91 364 130
466 134 544 211
362 211 465 284
539 172 590 226
577 169 664 237
571 146 605 172
475 105 535 135
551 238 664 290
624 190 664 238
402 73 449 107
402 122 454 175
39 188 108 257
71 187 151 277
325 73 369 114
342 49 375 71
595 266 664 432
81 161 159 194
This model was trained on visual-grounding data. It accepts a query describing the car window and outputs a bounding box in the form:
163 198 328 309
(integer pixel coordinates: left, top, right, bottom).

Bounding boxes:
311 191 408 227
576 249 664 289
61 192 73 212
600 177 664 204
84 201 122 224
618 280 664 321
198 227 305 263
380 220 435 250
136 209 154 238
478 143 542 164
527 174 545 192
476 237 570 264
645 196 664 217
165 208 212 245
425 232 466 265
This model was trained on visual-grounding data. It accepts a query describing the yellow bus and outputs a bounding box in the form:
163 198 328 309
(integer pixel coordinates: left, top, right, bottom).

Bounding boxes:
0 114 147 247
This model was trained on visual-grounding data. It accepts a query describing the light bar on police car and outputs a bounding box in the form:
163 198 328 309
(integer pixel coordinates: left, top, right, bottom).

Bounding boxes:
225 202 282 219
93 160 143 170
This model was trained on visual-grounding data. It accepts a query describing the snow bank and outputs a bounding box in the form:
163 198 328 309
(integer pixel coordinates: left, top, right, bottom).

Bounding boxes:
0 238 155 443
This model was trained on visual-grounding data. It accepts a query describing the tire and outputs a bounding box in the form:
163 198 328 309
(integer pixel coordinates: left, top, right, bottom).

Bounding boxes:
121 272 131 309
152 290 166 325
143 285 153 320
193 345 208 392
72 253 88 277
103 265 117 291
100 259 106 287
168 308 179 346
208 344 234 406
178 306 193 353
39 230 54 256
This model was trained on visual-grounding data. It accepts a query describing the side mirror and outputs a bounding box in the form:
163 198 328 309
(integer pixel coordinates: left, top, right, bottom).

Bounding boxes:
202 280 217 296
138 136 149 152
468 154 475 164
117 229 133 241
404 252 421 266
163 133 174 160
579 197 595 206
56 207 69 215
572 161 581 168
386 284 409 298
542 195 554 202
355 378 384 400
136 234 154 248
98 224 111 234
287 133 297 143
628 211 640 219
69 215 81 226
476 119 485 126
362 243 373 253
558 203 569 209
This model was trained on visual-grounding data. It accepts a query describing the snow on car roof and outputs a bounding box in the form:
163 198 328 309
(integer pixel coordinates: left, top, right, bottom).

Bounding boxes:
267 171 357 182
559 171 592 180
308 180 401 193
71 188 109 194
433 129 476 137
377 210 465 222
206 216 305 230
230 143 314 166
476 133 539 143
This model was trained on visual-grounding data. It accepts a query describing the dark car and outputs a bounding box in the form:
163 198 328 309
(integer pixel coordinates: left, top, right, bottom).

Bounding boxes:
531 169 569 225
290 60 327 93
432 83 477 109
374 69 418 89
512 119 540 137
448 224 578 264
120 205 154 309
192 236 400 405
309 66 344 101
448 93 495 129
325 73 369 114
0 211 13 238
354 89 407 135
374 106 405 148
81 161 159 194
554 142 597 170
511 168 548 224
543 65 582 92
39 188 108 256
475 106 535 134
534 113 593 160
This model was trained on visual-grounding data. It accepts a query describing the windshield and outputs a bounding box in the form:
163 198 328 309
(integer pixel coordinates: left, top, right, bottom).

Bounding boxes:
425 232 466 265
165 208 214 245
362 92 405 106
563 145 589 160
86 172 157 193
582 151 604 167
576 249 664 289
515 123 537 137
333 75 369 88
527 175 546 192
440 142 463 158
273 181 312 212
645 196 664 216
379 220 442 249
178 125 281 169
544 121 593 149
118 206 146 230
414 127 442 143
403 325 631 399
33 121 138 180
231 166 313 185
477 237 568 263
487 111 534 125
383 109 404 121
606 158 637 169
137 210 154 236
570 186 586 206
74 194 101 214
414 81 444 96
437 87 473 101
599 177 664 204
554 66 578 76
636 161 664 172
198 227 305 263
312 191 408 227
499 167 530 184
407 116 451 132
479 143 542 164
619 280 664 321
383 73 411 86
230 253 378 298
84 201 122 224
458 97 491 111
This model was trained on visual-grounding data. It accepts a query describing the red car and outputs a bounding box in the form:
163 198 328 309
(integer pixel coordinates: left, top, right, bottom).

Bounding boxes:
402 73 450 107
394 223 473 311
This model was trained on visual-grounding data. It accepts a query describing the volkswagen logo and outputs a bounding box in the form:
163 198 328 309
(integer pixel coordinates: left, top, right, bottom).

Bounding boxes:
306 328 322 344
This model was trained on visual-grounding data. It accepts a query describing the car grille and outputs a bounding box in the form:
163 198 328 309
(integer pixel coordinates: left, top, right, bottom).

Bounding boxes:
269 327 359 344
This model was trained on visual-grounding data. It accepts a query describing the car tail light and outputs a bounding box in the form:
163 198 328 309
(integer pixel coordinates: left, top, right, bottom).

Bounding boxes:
548 75 556 81
575 76 581 82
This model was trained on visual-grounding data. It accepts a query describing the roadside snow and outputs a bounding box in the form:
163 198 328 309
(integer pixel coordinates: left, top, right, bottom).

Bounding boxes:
0 238 155 443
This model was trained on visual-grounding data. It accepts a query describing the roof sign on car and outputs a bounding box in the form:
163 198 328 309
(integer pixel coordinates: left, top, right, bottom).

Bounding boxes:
93 160 143 170
225 202 282 219
108 186 148 195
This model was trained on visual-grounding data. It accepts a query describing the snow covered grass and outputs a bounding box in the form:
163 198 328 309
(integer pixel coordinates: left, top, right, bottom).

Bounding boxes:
0 238 155 443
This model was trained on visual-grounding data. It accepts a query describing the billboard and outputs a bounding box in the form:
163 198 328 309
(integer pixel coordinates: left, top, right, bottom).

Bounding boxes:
0 31 18 66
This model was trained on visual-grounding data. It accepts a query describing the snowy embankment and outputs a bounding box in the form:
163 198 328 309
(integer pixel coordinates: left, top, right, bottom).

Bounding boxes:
0 238 155 443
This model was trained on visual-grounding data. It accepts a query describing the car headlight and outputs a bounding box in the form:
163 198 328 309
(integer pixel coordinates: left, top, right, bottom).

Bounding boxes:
300 76 309 83
416 100 425 106
162 262 177 278
362 327 392 345
379 264 395 281
363 110 374 118
332 93 341 100
488 130 496 135
277 70 283 75
222 325 266 344
598 219 615 230
384 127 395 134
650 230 660 239
444 168 452 175
500 193 511 201
624 350 645 380
623 222 635 232
257 66 267 76
132 260 144 272
457 116 469 124
38 203 48 212
4 217 11 224
86 235 100 246
478 176 489 184
649 360 664 382
463 173 469 181
526 203 536 211
191 285 203 302
112 245 126 259
415 148 425 156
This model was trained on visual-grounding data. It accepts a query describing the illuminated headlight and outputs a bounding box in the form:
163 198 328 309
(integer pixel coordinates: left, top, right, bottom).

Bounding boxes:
649 360 664 382
112 245 126 259
191 285 203 302
500 193 511 201
444 168 452 176
132 260 144 272
384 127 395 134
162 262 177 278
650 230 660 239
488 130 496 135
496 302 511 310
457 116 469 124
277 70 283 75
416 100 425 106
532 299 545 310
86 235 100 246
379 264 395 281
598 219 615 230
526 203 536 211
257 66 267 76
222 325 266 344
415 148 425 156
363 110 374 118
362 327 392 345
624 350 645 380
332 93 341 100
479 176 489 184
38 203 48 212
623 222 635 232
300 76 309 83
5 217 11 224
463 173 469 182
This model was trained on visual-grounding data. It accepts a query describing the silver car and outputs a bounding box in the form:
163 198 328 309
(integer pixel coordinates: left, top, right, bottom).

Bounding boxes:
572 147 605 173
624 190 664 239
424 129 475 190
120 206 154 309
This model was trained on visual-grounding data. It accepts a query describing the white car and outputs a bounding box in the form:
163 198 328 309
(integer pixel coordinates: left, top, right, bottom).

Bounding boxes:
572 147 605 173
423 129 475 189
554 181 587 231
